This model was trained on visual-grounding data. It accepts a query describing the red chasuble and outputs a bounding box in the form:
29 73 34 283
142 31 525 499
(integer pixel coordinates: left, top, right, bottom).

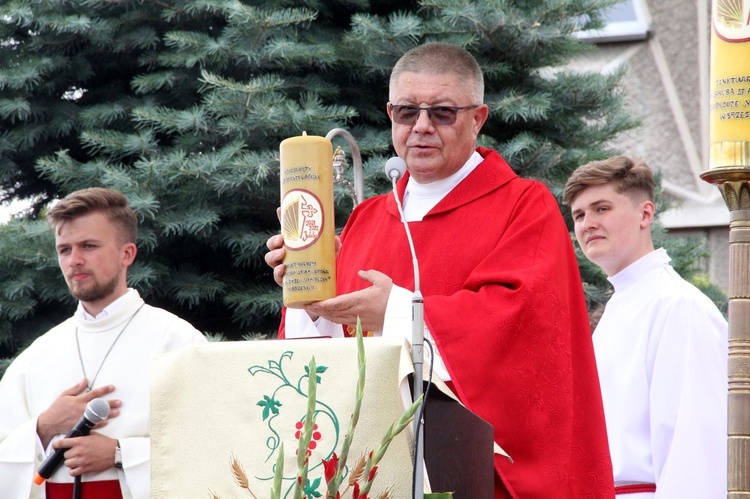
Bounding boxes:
280 148 614 498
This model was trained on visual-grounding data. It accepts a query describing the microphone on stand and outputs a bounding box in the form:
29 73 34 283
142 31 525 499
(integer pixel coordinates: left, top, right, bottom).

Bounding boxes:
33 398 111 485
384 157 425 499
384 156 407 183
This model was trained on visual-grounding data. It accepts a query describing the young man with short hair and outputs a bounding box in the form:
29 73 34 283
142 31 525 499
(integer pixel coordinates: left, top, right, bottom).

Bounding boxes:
564 156 728 498
0 187 206 499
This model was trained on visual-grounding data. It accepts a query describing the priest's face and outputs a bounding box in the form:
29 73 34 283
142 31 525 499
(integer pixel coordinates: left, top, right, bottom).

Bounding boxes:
55 211 136 315
387 71 488 183
570 183 655 276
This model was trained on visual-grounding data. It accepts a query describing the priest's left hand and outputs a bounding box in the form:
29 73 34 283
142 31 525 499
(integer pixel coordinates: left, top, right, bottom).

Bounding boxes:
305 270 392 332
54 432 119 475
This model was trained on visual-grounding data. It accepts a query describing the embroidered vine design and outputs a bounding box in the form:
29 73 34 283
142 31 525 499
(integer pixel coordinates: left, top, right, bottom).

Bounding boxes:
250 352 341 462
210 321 422 499
245 350 343 497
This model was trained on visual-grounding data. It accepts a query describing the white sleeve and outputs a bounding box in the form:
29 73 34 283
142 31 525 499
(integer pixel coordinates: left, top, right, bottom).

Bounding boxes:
284 308 344 338
0 353 47 499
650 298 728 499
118 436 150 499
117 312 206 499
382 285 451 381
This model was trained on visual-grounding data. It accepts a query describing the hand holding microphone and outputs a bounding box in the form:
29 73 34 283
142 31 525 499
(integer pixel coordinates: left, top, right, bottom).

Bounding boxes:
34 398 111 485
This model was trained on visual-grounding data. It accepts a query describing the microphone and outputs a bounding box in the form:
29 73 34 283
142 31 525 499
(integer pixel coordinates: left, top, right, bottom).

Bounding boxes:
385 156 407 182
33 398 110 485
383 156 425 499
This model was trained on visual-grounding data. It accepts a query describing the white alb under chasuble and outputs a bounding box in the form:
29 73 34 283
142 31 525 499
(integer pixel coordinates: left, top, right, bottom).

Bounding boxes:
150 337 415 498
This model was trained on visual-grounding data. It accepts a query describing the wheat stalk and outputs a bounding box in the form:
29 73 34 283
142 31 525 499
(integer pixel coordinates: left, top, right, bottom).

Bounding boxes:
373 486 393 499
338 452 366 497
348 453 366 487
230 454 258 499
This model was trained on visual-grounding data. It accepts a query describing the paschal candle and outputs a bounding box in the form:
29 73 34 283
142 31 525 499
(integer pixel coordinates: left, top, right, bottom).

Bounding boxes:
279 132 337 307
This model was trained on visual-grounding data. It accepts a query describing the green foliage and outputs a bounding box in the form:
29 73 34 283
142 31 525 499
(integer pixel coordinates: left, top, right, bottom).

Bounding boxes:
0 0 676 370
690 275 729 317
652 225 728 316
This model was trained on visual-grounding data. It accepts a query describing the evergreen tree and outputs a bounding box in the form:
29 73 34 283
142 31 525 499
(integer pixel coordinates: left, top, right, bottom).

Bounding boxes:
0 0 658 369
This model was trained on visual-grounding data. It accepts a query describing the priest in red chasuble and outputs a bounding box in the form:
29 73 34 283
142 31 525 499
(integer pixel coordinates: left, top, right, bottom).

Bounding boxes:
266 42 614 499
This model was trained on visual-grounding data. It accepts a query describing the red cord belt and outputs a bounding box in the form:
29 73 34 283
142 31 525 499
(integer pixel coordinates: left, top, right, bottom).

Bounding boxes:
615 483 657 495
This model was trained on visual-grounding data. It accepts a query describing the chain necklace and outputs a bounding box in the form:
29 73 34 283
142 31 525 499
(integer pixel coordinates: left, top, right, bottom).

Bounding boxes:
76 303 145 392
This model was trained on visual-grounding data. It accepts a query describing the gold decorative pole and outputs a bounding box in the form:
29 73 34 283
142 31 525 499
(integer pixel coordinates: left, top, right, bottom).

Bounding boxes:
702 1 750 497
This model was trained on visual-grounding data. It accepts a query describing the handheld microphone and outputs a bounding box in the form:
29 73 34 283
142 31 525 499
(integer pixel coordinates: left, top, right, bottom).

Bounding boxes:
383 156 425 499
33 398 110 485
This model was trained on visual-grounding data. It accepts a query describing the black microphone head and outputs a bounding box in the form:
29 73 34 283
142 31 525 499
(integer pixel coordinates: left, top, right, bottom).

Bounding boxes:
84 398 110 424
385 157 407 181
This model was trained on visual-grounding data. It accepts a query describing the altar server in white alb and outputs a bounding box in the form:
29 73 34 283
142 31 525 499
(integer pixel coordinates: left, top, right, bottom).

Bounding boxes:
564 156 728 498
0 187 206 499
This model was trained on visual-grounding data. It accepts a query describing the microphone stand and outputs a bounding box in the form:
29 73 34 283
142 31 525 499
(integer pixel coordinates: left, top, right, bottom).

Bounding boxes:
411 283 425 499
73 475 82 499
389 170 425 499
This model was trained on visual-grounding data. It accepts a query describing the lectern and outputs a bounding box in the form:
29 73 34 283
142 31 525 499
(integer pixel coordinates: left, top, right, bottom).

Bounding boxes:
421 379 495 499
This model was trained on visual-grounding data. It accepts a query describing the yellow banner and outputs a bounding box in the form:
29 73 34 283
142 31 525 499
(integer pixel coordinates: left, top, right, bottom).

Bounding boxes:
709 0 750 169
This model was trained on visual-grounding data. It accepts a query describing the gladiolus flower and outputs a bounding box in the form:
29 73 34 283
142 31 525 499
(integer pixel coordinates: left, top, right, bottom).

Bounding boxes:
367 465 378 483
322 453 339 483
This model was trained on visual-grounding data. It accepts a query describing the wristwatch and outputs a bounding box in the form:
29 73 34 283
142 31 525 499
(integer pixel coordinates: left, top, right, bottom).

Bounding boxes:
114 440 123 469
